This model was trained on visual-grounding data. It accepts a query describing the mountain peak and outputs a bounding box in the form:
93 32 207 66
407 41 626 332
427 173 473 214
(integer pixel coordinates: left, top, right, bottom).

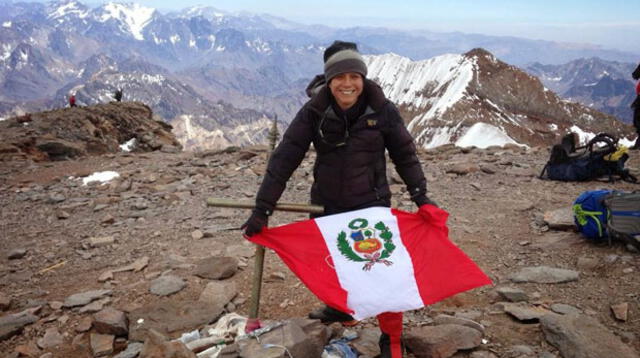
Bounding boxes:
95 2 156 40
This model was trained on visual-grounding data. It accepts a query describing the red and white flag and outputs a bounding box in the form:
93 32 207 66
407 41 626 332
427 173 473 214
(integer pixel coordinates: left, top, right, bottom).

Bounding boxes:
248 205 491 320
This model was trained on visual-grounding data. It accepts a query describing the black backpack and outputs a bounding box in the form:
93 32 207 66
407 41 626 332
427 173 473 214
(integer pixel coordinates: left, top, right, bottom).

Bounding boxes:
540 132 636 183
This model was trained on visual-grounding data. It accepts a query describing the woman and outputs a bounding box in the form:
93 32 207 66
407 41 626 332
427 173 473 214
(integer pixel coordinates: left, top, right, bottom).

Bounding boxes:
242 40 435 357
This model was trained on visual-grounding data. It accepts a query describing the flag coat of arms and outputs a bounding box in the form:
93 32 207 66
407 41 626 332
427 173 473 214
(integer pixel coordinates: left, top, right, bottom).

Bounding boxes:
248 205 491 320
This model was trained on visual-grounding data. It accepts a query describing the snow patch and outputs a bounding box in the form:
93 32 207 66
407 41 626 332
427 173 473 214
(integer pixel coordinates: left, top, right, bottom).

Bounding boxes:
2 21 11 28
569 125 595 146
49 1 88 20
549 124 558 131
141 74 164 85
456 122 522 149
98 3 155 41
1 44 12 61
365 53 474 124
120 138 136 152
82 171 120 185
170 35 180 44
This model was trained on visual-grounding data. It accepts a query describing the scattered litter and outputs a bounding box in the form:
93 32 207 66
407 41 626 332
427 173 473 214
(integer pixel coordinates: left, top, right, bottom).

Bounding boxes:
322 331 359 358
179 329 201 344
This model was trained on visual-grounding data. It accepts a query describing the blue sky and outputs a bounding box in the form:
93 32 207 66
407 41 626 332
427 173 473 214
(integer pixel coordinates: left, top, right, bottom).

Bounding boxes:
20 0 640 52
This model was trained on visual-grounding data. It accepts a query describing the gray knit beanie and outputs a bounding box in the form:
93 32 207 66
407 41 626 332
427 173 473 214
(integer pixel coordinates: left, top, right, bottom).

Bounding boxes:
323 40 367 82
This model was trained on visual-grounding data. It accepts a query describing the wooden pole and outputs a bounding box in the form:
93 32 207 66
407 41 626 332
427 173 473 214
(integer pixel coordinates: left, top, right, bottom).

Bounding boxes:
206 198 324 214
249 114 278 320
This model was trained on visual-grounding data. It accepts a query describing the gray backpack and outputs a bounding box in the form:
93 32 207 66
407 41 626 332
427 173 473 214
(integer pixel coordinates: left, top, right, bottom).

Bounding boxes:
603 192 640 251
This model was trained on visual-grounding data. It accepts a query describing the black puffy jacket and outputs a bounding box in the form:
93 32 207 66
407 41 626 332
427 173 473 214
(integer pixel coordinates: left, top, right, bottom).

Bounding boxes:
255 78 427 215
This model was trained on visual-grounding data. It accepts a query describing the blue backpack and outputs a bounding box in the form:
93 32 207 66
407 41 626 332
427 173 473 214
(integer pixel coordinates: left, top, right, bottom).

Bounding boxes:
573 190 612 240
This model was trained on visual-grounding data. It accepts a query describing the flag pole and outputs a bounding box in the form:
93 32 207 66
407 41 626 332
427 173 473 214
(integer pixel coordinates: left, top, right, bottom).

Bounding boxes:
205 198 323 214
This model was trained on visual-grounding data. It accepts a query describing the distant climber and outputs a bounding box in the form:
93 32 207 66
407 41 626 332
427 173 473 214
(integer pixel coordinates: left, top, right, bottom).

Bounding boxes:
114 88 123 102
631 80 640 149
69 94 76 108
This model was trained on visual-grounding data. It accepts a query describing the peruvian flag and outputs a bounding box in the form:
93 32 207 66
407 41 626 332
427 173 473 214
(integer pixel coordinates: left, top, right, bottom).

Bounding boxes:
248 205 491 320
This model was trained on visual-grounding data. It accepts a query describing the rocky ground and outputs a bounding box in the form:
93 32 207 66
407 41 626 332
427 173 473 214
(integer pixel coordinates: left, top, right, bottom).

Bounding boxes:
1 143 640 358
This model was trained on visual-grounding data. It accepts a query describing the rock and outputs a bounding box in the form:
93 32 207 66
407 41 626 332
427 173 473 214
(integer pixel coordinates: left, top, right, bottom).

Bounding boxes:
576 257 600 271
266 271 286 282
191 230 204 240
199 281 237 308
540 313 639 358
194 257 238 280
113 256 150 273
496 287 529 302
289 318 331 353
8 248 27 260
129 300 225 342
149 275 186 296
90 333 115 357
14 343 41 357
98 271 113 282
238 320 323 358
611 303 629 322
76 316 93 332
89 236 115 248
446 163 481 175
0 309 39 340
550 303 581 315
501 302 552 322
79 297 110 314
350 328 381 357
510 266 579 284
63 289 112 308
94 307 128 336
56 210 70 219
434 314 485 333
543 207 575 230
114 342 144 358
36 327 63 349
47 193 66 203
507 345 535 355
405 324 483 358
470 351 498 358
101 214 115 224
139 329 196 358
0 293 12 311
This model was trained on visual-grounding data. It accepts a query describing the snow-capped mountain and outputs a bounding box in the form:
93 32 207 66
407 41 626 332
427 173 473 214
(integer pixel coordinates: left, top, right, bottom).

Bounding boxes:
527 58 637 123
366 49 633 149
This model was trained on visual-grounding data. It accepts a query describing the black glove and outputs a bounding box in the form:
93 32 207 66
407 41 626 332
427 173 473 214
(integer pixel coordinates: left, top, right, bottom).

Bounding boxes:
414 195 438 208
242 209 269 237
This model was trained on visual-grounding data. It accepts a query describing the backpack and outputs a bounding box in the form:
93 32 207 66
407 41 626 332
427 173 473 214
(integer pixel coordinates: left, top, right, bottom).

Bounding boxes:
573 190 640 251
540 132 636 183
603 192 640 251
573 189 611 241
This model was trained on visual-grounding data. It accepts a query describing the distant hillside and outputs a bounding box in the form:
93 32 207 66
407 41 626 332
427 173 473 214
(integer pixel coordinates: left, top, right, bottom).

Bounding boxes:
527 58 638 124
0 101 181 161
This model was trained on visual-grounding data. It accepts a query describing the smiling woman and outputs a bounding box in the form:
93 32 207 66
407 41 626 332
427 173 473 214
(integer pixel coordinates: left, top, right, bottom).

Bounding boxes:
241 40 436 358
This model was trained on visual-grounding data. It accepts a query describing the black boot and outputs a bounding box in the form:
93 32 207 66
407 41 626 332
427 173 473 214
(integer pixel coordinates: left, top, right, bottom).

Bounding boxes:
308 305 357 325
376 333 404 358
